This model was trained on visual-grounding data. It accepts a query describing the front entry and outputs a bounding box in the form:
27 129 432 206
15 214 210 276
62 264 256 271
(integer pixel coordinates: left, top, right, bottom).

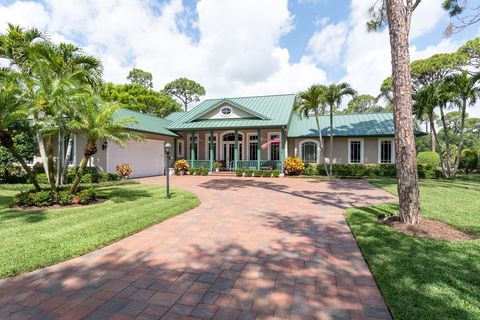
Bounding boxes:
222 132 243 169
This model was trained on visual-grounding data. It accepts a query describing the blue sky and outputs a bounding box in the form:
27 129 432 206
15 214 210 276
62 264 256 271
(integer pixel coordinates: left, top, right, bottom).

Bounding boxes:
0 0 479 117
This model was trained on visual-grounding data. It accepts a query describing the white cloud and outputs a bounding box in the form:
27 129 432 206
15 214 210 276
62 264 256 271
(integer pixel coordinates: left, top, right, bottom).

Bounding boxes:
0 0 328 99
307 22 348 64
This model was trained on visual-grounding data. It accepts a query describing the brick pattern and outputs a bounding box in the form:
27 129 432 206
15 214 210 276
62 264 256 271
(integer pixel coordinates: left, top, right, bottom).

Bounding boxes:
0 177 396 320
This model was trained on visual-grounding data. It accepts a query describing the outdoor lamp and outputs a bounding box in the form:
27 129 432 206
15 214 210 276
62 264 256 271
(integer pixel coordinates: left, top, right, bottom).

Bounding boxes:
165 143 172 199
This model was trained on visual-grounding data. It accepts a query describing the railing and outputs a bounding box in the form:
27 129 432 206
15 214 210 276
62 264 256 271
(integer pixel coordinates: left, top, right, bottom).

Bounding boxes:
190 160 211 169
228 160 283 171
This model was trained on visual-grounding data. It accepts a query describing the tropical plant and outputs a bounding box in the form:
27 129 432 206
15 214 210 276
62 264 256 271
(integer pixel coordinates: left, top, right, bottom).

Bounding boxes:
323 83 356 176
294 85 329 175
416 151 440 167
68 96 142 193
368 0 422 224
174 159 189 175
164 77 206 111
283 156 304 175
115 163 133 179
0 71 41 190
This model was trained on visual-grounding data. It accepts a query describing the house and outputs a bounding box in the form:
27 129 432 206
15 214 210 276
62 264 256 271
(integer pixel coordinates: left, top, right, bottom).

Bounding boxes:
66 93 405 177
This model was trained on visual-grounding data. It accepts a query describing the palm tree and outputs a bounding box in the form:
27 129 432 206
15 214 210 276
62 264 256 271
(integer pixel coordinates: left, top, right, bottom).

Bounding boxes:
0 70 41 190
68 96 143 193
413 83 441 155
294 85 329 174
443 70 480 177
323 83 356 175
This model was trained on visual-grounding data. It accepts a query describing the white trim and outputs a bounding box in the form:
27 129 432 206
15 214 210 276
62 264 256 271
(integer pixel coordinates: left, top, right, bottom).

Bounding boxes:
299 139 320 164
348 138 364 164
377 138 396 164
204 133 218 160
246 132 259 161
268 132 281 161
220 131 244 162
177 139 184 157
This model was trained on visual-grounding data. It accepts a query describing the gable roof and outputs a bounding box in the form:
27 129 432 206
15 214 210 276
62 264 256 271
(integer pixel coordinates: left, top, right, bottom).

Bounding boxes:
164 111 186 122
115 108 178 137
288 112 397 137
168 94 296 130
192 98 270 121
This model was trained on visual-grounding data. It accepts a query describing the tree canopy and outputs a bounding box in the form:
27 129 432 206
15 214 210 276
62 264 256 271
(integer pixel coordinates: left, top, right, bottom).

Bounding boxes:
101 83 182 117
164 77 206 111
127 68 153 89
340 94 384 114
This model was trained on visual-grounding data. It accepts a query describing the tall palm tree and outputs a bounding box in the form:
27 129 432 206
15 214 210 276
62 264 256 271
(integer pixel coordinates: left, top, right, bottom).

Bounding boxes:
294 85 329 174
68 96 143 193
0 70 41 190
413 83 441 155
323 83 357 175
444 70 480 177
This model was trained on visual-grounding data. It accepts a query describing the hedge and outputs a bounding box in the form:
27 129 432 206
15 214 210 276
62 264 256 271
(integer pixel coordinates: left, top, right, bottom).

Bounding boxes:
301 163 441 179
235 168 280 177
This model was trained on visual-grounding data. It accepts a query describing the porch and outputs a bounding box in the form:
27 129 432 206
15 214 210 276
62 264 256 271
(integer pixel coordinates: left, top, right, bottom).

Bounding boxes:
173 128 286 172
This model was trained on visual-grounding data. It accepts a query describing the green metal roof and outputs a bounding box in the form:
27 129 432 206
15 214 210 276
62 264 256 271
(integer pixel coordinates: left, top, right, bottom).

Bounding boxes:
168 94 296 130
164 111 186 122
288 112 397 137
115 108 179 137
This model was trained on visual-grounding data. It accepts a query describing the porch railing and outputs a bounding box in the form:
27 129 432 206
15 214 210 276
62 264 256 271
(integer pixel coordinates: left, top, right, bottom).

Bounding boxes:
228 160 283 171
190 160 211 169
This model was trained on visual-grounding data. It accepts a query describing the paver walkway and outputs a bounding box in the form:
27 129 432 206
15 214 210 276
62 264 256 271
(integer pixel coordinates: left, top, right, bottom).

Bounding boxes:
0 176 396 320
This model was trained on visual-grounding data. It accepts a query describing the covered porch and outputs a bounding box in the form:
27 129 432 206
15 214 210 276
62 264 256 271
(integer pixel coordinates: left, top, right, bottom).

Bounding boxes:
173 128 286 172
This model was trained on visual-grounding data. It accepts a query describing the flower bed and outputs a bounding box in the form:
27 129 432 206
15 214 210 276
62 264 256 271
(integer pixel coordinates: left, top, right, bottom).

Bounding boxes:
13 187 97 208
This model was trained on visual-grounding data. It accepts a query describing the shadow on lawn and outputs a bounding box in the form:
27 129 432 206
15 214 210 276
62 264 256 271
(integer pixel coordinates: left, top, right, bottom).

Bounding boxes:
349 205 480 320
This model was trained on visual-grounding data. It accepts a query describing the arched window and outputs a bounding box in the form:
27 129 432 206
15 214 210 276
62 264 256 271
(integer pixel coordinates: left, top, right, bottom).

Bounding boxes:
223 133 243 141
300 141 318 163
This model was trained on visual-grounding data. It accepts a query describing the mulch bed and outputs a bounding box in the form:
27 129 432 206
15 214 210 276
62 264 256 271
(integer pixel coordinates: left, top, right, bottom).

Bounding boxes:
12 198 106 211
381 216 476 241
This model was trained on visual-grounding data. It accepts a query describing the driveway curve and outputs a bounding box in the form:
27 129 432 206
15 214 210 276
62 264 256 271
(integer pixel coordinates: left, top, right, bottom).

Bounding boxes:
0 176 396 320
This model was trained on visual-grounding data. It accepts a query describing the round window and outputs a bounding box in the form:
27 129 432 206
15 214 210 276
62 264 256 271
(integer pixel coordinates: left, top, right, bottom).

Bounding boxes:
220 107 232 116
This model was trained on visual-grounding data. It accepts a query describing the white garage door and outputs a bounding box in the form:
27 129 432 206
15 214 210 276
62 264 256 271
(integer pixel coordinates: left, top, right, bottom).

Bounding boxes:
107 139 165 178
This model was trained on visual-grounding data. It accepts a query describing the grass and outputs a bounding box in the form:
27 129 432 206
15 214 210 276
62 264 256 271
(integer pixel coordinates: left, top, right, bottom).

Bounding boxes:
346 178 480 320
0 184 200 279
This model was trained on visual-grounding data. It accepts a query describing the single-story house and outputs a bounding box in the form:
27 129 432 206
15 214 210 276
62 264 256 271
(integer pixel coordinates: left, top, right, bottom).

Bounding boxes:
64 93 414 177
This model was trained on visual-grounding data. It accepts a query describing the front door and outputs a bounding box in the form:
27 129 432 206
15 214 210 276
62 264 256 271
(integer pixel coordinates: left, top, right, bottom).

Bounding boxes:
223 142 242 168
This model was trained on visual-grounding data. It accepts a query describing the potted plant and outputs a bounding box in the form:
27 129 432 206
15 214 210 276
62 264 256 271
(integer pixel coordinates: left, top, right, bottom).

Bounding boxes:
174 159 189 175
214 161 223 173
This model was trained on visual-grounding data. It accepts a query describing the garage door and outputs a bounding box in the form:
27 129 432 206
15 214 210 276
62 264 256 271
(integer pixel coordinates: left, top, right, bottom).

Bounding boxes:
107 139 165 178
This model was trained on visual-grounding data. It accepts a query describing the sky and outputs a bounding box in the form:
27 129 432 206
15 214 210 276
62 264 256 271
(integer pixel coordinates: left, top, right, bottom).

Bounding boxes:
0 0 479 116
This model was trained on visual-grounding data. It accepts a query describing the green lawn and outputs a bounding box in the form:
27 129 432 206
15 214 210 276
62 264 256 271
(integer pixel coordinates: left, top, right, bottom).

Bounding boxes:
346 178 480 320
0 184 200 278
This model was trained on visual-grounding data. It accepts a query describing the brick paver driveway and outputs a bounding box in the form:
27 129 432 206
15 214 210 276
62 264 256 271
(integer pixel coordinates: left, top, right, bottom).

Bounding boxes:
0 176 396 320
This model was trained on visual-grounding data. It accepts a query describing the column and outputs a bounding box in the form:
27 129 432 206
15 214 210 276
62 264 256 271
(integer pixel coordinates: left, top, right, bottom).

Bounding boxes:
281 129 286 171
257 128 261 170
234 129 238 170
209 130 214 172
190 131 195 167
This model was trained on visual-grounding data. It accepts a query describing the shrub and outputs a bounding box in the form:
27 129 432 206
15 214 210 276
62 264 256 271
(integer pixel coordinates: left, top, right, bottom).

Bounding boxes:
460 149 478 173
13 191 34 207
36 173 49 184
174 160 189 175
253 170 262 177
30 190 55 207
262 170 272 177
417 164 442 179
214 161 223 169
32 162 45 174
302 164 318 176
75 188 96 205
116 164 133 178
417 151 440 167
244 169 253 177
235 169 243 177
57 190 74 206
271 170 280 177
283 156 305 175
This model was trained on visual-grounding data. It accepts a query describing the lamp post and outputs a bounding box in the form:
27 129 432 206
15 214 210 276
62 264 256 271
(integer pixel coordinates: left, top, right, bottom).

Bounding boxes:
165 142 172 199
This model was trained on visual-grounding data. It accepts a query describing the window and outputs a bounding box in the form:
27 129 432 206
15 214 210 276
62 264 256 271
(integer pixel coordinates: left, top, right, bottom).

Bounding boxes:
269 134 280 161
348 139 363 164
379 139 395 164
177 140 184 157
248 135 258 161
220 106 232 116
300 141 317 163
223 133 242 141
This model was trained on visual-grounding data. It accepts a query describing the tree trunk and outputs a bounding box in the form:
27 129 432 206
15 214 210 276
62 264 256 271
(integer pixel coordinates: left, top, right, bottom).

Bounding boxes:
36 131 49 182
452 98 468 177
439 104 452 178
61 134 74 185
9 146 42 191
315 115 329 175
56 132 62 186
329 105 334 176
429 117 436 152
386 0 420 224
45 135 57 192
70 156 88 194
